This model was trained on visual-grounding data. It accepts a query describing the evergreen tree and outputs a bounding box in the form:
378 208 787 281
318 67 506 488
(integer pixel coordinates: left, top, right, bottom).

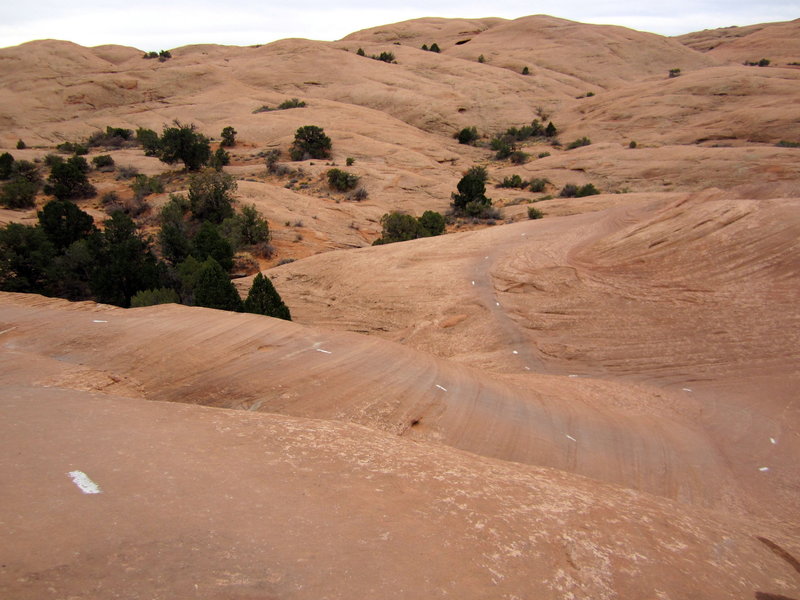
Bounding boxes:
188 168 236 224
0 152 14 179
37 199 96 251
545 121 557 137
0 224 55 293
191 221 234 272
243 272 291 320
45 156 95 201
90 211 161 307
220 126 237 147
451 166 491 214
290 125 332 160
193 258 243 311
158 122 211 171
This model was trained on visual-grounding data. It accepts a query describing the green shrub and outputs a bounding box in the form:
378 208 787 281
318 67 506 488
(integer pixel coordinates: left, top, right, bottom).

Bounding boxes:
421 44 428 51
537 152 551 159
456 126 479 145
576 183 600 197
527 206 543 219
776 140 800 148
192 258 242 311
509 150 528 164
130 287 180 307
668 68 681 78
327 168 359 191
529 178 549 193
278 98 306 110
629 140 637 149
37 199 96 250
191 221 234 272
490 135 514 159
1 177 39 208
451 166 494 217
221 204 270 249
210 147 230 170
131 174 163 200
56 141 89 155
16 140 26 150
545 122 557 137
45 156 95 201
418 210 445 236
522 66 529 75
290 125 331 161
498 174 525 189
0 153 14 180
429 43 441 53
87 127 134 148
373 212 428 245
243 273 291 320
220 126 237 147
373 51 395 63
188 168 236 224
346 157 355 166
158 122 211 171
560 183 578 198
136 128 161 156
478 54 485 63
92 154 115 169
357 48 365 56
566 137 591 150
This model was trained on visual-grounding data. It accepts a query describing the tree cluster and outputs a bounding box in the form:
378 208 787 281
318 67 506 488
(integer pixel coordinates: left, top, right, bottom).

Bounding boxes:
373 210 446 245
450 166 498 218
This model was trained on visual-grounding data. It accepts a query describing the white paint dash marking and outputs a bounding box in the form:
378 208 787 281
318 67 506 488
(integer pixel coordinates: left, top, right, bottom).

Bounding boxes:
484 256 489 259
68 471 102 494
759 467 770 472
512 350 519 355
0 326 17 335
524 366 531 371
495 302 500 307
568 374 578 378
770 437 777 445
315 349 332 354
471 280 475 286
682 387 693 392
566 434 577 442
435 384 447 392
92 320 108 323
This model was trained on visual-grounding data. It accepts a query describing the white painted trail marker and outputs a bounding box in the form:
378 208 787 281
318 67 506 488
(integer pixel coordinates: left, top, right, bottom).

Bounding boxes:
568 374 578 378
512 350 519 355
770 438 777 445
759 467 770 472
0 326 17 335
92 320 108 323
566 434 577 442
315 349 332 354
471 281 475 286
682 388 693 392
68 471 102 494
435 384 447 392
495 302 500 307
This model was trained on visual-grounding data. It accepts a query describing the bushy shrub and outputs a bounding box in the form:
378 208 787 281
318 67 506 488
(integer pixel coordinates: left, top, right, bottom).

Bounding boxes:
560 183 599 197
87 126 134 148
373 51 395 63
373 210 445 245
188 168 236 224
131 174 163 200
243 272 291 320
522 66 530 75
529 178 549 193
429 43 441 53
629 140 637 149
498 174 525 189
220 126 236 147
290 125 331 161
478 54 485 63
210 147 230 170
136 128 161 156
158 122 211 170
346 157 355 166
56 141 89 155
537 151 551 159
560 183 578 198
327 168 359 191
509 150 528 164
776 140 800 148
130 287 180 307
191 221 234 272
116 165 140 180
527 206 543 219
45 156 95 201
279 98 306 110
221 204 270 249
456 126 479 145
192 258 242 311
451 166 495 218
357 48 365 56
92 154 115 170
418 210 445 235
1 178 39 208
16 140 26 150
349 187 369 201
0 152 14 179
566 137 591 150
668 68 681 78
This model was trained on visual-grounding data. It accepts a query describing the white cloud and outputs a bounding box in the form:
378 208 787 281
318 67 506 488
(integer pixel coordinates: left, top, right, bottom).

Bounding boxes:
0 0 797 49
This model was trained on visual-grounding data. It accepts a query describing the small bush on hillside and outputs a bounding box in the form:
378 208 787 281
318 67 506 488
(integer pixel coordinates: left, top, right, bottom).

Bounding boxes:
478 54 485 63
116 165 140 180
373 51 395 63
509 150 528 164
16 140 26 149
421 44 429 51
373 210 446 245
629 140 638 149
527 206 543 219
220 126 237 147
0 153 14 179
560 183 578 198
498 174 526 189
158 122 211 171
529 178 549 193
668 68 681 78
278 98 306 109
131 174 164 200
135 128 161 156
290 125 332 161
87 127 134 148
776 140 800 148
210 147 230 170
357 48 366 56
560 183 600 198
130 287 180 307
243 272 291 320
522 66 529 75
188 168 236 224
346 157 355 166
327 168 359 191
349 187 369 201
429 43 441 53
456 126 479 145
56 141 89 155
45 156 95 201
566 137 591 150
92 155 115 170
537 151 551 159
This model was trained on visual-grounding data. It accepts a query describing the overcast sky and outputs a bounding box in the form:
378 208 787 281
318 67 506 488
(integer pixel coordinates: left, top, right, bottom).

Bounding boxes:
1 0 797 50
